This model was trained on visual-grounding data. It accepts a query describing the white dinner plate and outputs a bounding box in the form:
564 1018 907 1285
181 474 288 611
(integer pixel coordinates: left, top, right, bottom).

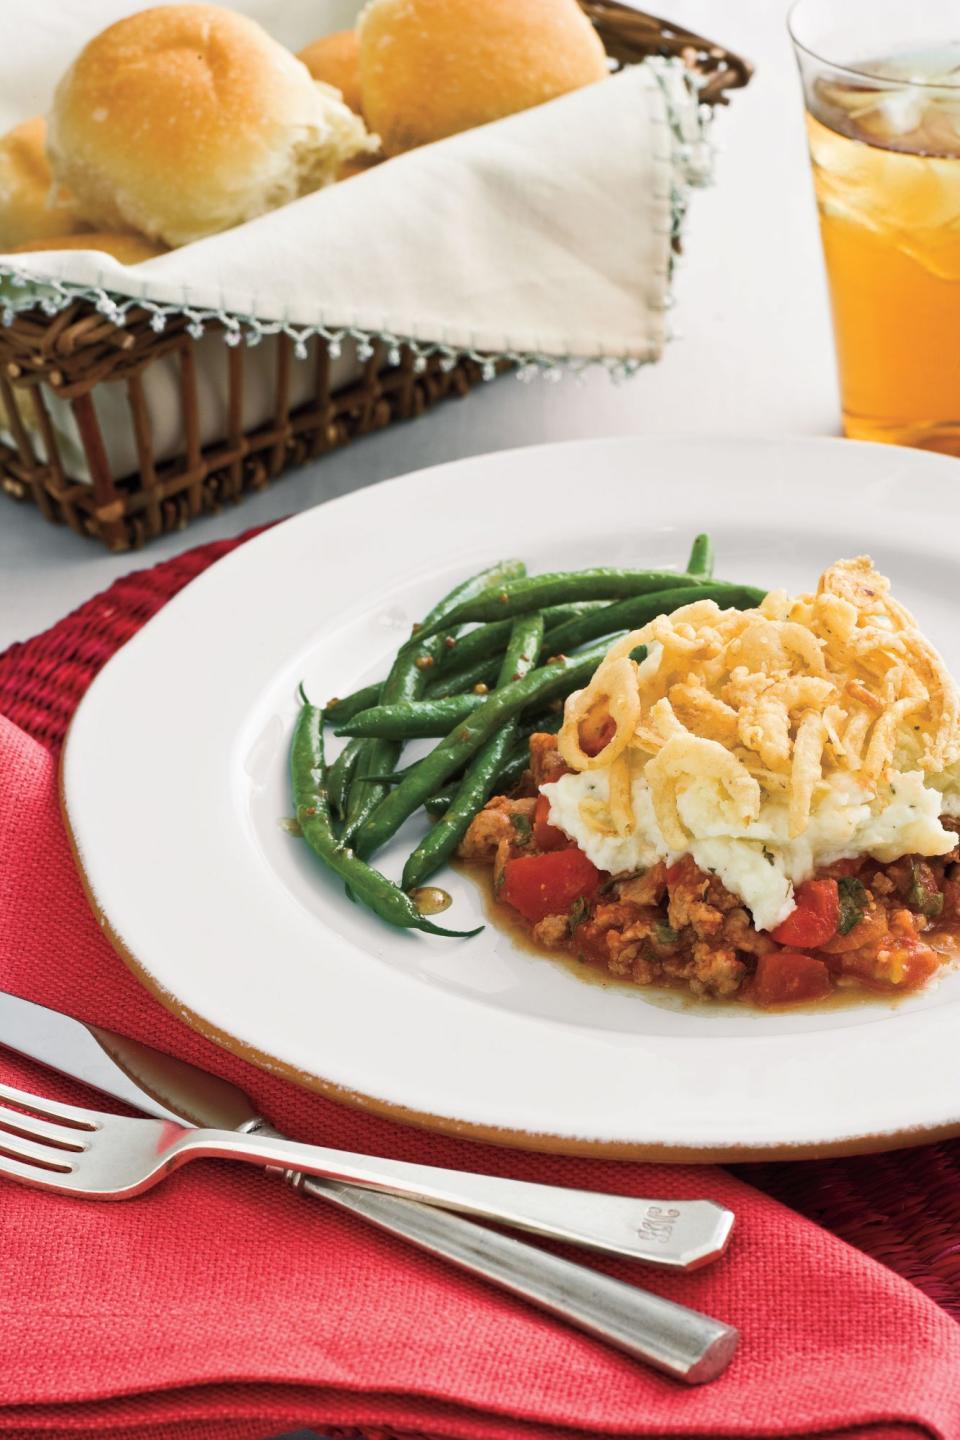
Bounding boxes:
63 435 960 1160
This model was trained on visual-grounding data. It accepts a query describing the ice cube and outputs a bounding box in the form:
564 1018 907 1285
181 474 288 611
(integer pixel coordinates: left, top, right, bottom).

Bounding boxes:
854 89 925 143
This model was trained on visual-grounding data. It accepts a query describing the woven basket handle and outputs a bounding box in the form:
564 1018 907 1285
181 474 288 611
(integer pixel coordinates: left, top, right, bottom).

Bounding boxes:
579 1 753 105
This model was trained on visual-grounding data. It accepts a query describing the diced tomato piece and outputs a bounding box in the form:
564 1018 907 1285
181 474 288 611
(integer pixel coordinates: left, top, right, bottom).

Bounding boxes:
835 935 940 991
819 899 887 955
752 951 833 1007
533 793 569 851
896 945 941 990
770 879 840 948
578 703 616 758
816 858 864 880
501 848 603 924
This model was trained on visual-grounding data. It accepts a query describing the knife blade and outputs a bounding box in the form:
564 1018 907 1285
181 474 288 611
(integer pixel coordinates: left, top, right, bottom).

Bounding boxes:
0 990 258 1129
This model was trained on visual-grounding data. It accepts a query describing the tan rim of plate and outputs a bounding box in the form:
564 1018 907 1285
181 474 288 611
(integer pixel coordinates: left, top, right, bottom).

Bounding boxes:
58 742 960 1164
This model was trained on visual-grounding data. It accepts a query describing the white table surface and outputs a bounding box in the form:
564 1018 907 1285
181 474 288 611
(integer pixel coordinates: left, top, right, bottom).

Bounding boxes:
0 0 838 652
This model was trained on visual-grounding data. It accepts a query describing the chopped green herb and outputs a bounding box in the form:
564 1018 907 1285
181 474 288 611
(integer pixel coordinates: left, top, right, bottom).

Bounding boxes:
628 644 649 665
761 846 776 866
837 875 868 935
598 875 618 895
509 812 532 846
653 923 680 946
568 896 589 934
908 860 944 918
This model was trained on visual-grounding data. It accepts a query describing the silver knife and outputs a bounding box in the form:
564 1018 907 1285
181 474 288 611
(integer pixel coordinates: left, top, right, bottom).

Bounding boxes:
0 989 738 1383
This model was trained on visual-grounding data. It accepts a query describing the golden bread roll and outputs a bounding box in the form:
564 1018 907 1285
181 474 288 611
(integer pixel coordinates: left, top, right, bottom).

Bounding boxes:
357 0 609 156
0 116 88 250
12 230 166 263
48 4 376 247
298 30 362 115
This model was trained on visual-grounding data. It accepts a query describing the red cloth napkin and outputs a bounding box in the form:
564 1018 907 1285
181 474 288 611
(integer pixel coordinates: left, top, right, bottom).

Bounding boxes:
1 541 960 1440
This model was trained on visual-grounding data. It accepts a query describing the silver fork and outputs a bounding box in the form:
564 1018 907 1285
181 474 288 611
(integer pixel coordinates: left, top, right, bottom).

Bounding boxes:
0 990 733 1269
0 1078 738 1383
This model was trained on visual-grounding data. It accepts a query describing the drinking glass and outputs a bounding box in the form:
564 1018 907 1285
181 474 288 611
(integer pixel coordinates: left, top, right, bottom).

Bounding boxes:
789 0 960 453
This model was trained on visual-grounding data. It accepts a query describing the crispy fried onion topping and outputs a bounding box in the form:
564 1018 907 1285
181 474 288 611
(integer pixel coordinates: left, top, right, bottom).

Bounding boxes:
558 556 960 840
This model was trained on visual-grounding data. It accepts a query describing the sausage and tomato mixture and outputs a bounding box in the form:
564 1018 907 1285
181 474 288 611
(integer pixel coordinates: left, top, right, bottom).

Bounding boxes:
458 733 960 1007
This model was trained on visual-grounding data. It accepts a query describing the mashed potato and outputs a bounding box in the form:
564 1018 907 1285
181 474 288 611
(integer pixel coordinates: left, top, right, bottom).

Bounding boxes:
544 765 955 932
544 557 960 933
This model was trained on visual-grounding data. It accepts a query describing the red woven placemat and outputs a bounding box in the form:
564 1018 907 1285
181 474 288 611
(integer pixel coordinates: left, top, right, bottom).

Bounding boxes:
3 526 960 1322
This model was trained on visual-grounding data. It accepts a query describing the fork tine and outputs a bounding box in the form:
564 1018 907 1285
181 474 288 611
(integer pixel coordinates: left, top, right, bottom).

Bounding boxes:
0 1149 75 1185
0 1130 75 1172
0 1080 99 1130
0 1102 89 1151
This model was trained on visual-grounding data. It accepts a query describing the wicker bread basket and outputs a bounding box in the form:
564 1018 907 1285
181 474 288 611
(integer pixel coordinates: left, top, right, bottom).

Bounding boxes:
0 3 750 552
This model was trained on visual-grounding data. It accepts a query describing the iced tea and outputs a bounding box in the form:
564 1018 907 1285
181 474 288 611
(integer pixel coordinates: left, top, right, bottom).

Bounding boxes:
804 51 960 453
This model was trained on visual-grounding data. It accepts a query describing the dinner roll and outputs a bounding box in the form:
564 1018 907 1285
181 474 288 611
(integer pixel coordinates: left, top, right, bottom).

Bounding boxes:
0 117 88 251
12 231 167 263
48 5 375 247
298 30 362 115
357 0 609 156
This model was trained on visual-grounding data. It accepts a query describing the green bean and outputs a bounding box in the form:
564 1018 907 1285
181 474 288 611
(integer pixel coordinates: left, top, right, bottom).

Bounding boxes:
498 611 544 684
431 619 514 674
432 601 606 676
518 710 564 741
379 699 567 794
354 638 613 860
343 732 417 841
427 602 612 700
686 533 714 580
338 610 626 739
415 569 707 638
423 767 522 820
366 707 564 790
341 741 386 840
290 702 481 937
361 757 466 786
419 710 563 815
342 652 436 838
487 743 535 797
336 693 485 739
402 614 544 890
406 730 518 883
324 682 382 725
423 788 458 820
326 736 365 817
341 559 525 841
422 723 559 818
543 583 767 658
416 559 526 632
335 677 571 741
427 654 502 700
331 598 596 715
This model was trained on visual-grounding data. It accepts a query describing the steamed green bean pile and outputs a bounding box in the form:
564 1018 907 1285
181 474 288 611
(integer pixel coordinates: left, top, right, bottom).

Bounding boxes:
289 536 766 937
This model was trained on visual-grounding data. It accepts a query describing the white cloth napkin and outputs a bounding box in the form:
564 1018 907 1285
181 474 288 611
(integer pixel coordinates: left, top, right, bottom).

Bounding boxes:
1 0 713 369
